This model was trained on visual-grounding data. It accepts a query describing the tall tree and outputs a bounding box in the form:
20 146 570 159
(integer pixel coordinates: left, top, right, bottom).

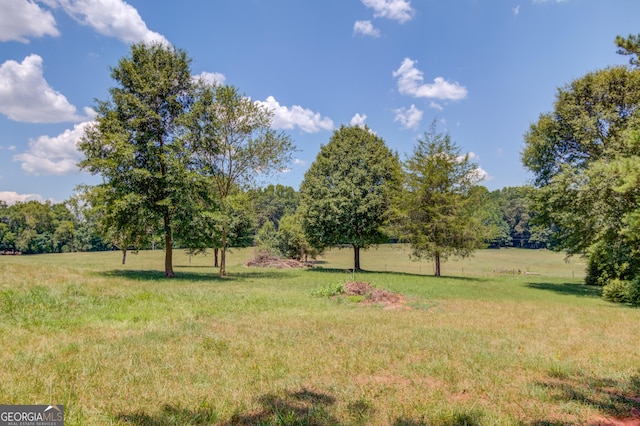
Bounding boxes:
185 83 294 276
300 125 402 271
79 42 195 277
400 124 485 277
522 37 640 286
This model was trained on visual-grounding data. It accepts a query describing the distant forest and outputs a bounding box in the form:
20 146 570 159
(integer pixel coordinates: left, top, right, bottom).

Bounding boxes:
0 184 548 256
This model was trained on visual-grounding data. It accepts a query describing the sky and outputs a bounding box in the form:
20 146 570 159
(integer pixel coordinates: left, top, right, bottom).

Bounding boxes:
1 0 639 205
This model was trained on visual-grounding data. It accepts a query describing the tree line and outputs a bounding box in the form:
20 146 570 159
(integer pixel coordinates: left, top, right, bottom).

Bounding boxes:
0 182 544 261
1 42 552 277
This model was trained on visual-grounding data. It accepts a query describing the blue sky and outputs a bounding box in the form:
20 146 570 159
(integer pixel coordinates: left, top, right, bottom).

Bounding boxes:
1 0 639 204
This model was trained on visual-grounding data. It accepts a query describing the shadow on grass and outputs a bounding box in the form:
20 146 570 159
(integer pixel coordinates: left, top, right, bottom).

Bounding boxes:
98 269 294 282
306 267 486 282
220 388 340 425
525 282 602 298
116 404 219 425
531 373 640 424
392 412 484 425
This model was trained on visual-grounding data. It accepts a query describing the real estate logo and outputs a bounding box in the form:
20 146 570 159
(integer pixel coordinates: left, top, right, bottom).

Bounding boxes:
0 405 64 426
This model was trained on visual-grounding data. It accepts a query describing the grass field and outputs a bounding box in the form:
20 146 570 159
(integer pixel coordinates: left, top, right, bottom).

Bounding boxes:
0 246 639 425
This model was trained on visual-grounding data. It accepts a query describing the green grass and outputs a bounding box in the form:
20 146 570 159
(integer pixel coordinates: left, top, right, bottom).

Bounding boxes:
0 246 639 425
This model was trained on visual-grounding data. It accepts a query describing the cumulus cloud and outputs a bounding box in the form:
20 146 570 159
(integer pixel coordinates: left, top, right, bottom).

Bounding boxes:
0 55 85 123
0 191 43 205
470 166 490 182
353 20 380 37
193 71 226 86
55 0 168 44
257 96 334 133
457 152 490 182
393 104 423 130
349 113 368 127
293 158 307 166
14 120 93 175
0 0 59 42
361 0 415 23
393 58 468 101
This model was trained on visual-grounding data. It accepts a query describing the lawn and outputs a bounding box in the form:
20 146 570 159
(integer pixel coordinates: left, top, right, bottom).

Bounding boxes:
0 246 638 425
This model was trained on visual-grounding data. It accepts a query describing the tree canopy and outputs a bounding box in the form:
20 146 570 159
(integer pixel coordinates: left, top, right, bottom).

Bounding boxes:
185 82 295 276
300 125 402 271
522 35 640 288
399 124 486 276
79 42 198 277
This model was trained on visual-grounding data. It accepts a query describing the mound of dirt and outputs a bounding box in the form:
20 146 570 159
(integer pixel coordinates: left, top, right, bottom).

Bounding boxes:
344 281 408 310
344 281 373 295
246 253 314 269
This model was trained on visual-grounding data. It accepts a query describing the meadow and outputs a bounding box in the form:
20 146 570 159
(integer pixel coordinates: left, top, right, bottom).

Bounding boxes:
0 246 639 425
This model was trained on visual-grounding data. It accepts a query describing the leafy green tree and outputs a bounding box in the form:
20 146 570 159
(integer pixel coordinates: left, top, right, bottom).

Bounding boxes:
180 190 255 268
80 185 154 264
399 124 485 277
185 83 294 276
249 184 299 229
277 211 318 261
522 37 640 287
79 42 197 276
476 187 511 248
254 220 280 255
300 125 402 271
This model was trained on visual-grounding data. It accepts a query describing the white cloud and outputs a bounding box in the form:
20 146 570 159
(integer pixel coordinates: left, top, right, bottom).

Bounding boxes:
393 104 423 130
353 20 380 37
194 71 226 86
393 58 468 101
361 0 415 23
55 0 168 44
456 152 490 182
457 151 479 162
257 96 334 133
349 113 368 127
293 158 307 166
429 101 443 111
14 120 93 175
0 0 59 42
0 54 84 123
0 191 43 205
471 166 490 182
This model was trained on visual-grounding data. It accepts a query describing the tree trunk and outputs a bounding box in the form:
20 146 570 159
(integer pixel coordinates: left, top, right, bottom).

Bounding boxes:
353 245 362 272
219 228 227 277
122 248 127 265
434 252 441 277
164 215 176 277
214 248 219 268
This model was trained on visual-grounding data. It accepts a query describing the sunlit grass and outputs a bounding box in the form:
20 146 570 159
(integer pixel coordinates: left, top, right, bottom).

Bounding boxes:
0 246 638 425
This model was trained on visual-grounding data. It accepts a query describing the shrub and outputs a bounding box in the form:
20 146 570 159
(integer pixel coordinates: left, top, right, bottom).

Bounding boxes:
585 241 639 286
602 279 630 304
628 276 640 307
311 283 345 297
